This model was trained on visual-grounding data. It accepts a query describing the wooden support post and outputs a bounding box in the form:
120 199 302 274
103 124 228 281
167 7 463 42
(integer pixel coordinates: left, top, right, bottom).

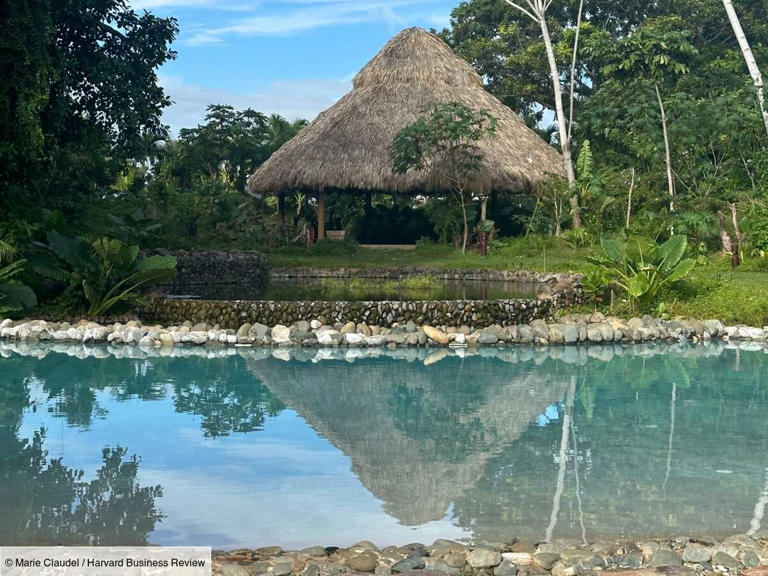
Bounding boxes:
278 194 286 221
317 190 326 240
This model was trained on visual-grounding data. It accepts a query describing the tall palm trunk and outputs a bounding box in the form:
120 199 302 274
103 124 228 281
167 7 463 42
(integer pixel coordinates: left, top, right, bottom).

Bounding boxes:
502 0 581 229
722 0 768 137
655 84 675 214
539 14 582 229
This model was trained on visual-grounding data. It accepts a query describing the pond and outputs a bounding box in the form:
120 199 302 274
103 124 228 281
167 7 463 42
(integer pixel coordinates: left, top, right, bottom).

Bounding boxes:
1 342 767 548
164 277 542 301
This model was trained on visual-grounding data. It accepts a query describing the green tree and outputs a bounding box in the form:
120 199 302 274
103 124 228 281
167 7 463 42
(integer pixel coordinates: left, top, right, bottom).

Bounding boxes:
391 102 498 254
178 104 274 192
0 0 177 219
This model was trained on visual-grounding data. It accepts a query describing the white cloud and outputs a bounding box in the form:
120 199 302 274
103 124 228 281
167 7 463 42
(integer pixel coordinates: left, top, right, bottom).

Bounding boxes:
181 1 415 44
131 0 449 44
159 73 351 133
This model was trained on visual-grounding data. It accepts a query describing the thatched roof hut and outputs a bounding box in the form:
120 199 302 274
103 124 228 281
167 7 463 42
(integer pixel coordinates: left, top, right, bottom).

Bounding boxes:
248 27 564 238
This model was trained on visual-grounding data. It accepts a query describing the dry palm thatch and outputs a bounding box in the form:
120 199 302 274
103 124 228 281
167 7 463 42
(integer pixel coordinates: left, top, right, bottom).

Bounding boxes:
247 27 564 197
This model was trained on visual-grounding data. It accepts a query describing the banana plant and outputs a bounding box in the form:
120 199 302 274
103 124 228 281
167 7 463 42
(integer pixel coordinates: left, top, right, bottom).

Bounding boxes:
0 260 38 315
40 232 176 317
587 235 696 304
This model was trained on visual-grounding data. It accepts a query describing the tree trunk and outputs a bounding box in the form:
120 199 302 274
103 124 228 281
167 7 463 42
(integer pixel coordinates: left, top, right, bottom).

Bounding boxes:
461 196 469 254
539 13 581 229
730 202 743 244
718 210 734 253
626 167 636 229
722 0 768 138
568 0 585 142
277 193 286 226
655 84 675 214
317 190 326 240
480 196 488 221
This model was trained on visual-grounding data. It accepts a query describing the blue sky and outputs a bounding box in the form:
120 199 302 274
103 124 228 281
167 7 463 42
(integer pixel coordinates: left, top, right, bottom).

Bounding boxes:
132 0 460 134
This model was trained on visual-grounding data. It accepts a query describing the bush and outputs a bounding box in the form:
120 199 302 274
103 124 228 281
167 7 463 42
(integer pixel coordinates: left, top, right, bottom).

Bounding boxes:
587 235 696 307
36 232 177 316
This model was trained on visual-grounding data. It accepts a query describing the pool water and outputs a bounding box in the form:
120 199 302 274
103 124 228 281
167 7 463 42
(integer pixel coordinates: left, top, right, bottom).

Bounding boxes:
164 278 542 301
1 342 767 548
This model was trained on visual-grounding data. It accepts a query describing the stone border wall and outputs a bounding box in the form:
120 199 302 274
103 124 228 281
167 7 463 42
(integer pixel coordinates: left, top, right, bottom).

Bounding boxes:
271 267 579 285
145 297 558 330
153 250 269 289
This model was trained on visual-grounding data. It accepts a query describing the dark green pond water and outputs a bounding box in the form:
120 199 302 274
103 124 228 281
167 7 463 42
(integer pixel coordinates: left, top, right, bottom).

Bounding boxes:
1 342 767 548
165 278 541 301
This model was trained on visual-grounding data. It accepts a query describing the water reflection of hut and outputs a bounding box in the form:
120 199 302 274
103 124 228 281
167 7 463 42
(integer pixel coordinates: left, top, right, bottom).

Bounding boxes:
247 355 568 525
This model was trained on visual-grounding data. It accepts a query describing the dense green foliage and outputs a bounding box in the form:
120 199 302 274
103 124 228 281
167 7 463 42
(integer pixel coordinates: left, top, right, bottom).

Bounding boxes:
40 232 177 316
392 102 498 253
441 0 768 250
1 0 767 323
0 0 178 219
586 235 696 306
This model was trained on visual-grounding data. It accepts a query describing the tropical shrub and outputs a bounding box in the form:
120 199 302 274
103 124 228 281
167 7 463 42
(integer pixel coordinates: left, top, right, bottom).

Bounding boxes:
0 260 37 315
587 235 696 306
41 232 176 316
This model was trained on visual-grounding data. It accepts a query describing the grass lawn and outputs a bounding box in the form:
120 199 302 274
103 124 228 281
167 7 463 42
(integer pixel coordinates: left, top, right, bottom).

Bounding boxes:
266 237 590 273
266 238 768 326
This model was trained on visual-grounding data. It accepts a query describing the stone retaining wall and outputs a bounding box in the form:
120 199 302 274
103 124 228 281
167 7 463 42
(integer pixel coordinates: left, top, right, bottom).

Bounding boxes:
146 297 555 330
271 267 579 284
154 249 269 289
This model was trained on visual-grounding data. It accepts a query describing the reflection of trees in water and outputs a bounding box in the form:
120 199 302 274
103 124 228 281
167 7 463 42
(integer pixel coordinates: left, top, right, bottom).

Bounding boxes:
173 377 284 438
452 347 768 542
0 427 162 545
0 363 162 545
4 353 284 438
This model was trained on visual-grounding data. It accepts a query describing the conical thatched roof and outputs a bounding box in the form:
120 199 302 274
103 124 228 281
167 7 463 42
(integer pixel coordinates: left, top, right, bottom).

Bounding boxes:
248 27 564 196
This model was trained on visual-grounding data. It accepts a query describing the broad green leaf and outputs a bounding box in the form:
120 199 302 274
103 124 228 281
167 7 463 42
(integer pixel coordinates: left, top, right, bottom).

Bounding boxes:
600 238 624 264
664 258 696 284
135 255 177 272
0 281 37 311
25 252 69 281
48 231 96 272
627 274 649 298
656 235 687 270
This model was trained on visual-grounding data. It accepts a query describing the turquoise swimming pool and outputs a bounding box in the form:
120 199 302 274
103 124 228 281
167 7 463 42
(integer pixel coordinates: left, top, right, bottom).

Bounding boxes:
1 342 766 548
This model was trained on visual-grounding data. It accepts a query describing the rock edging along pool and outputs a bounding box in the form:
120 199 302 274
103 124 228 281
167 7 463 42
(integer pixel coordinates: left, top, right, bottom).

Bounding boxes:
1 313 766 348
209 539 766 576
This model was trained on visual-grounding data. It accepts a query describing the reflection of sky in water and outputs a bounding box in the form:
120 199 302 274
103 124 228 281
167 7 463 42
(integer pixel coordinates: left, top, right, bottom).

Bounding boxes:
3 343 768 548
536 405 560 427
19 390 468 548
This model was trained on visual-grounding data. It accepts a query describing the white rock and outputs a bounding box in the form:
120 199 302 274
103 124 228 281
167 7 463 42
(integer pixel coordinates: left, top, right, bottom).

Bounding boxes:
344 333 365 346
310 319 322 330
316 329 340 345
138 334 154 347
737 326 765 340
271 324 292 344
